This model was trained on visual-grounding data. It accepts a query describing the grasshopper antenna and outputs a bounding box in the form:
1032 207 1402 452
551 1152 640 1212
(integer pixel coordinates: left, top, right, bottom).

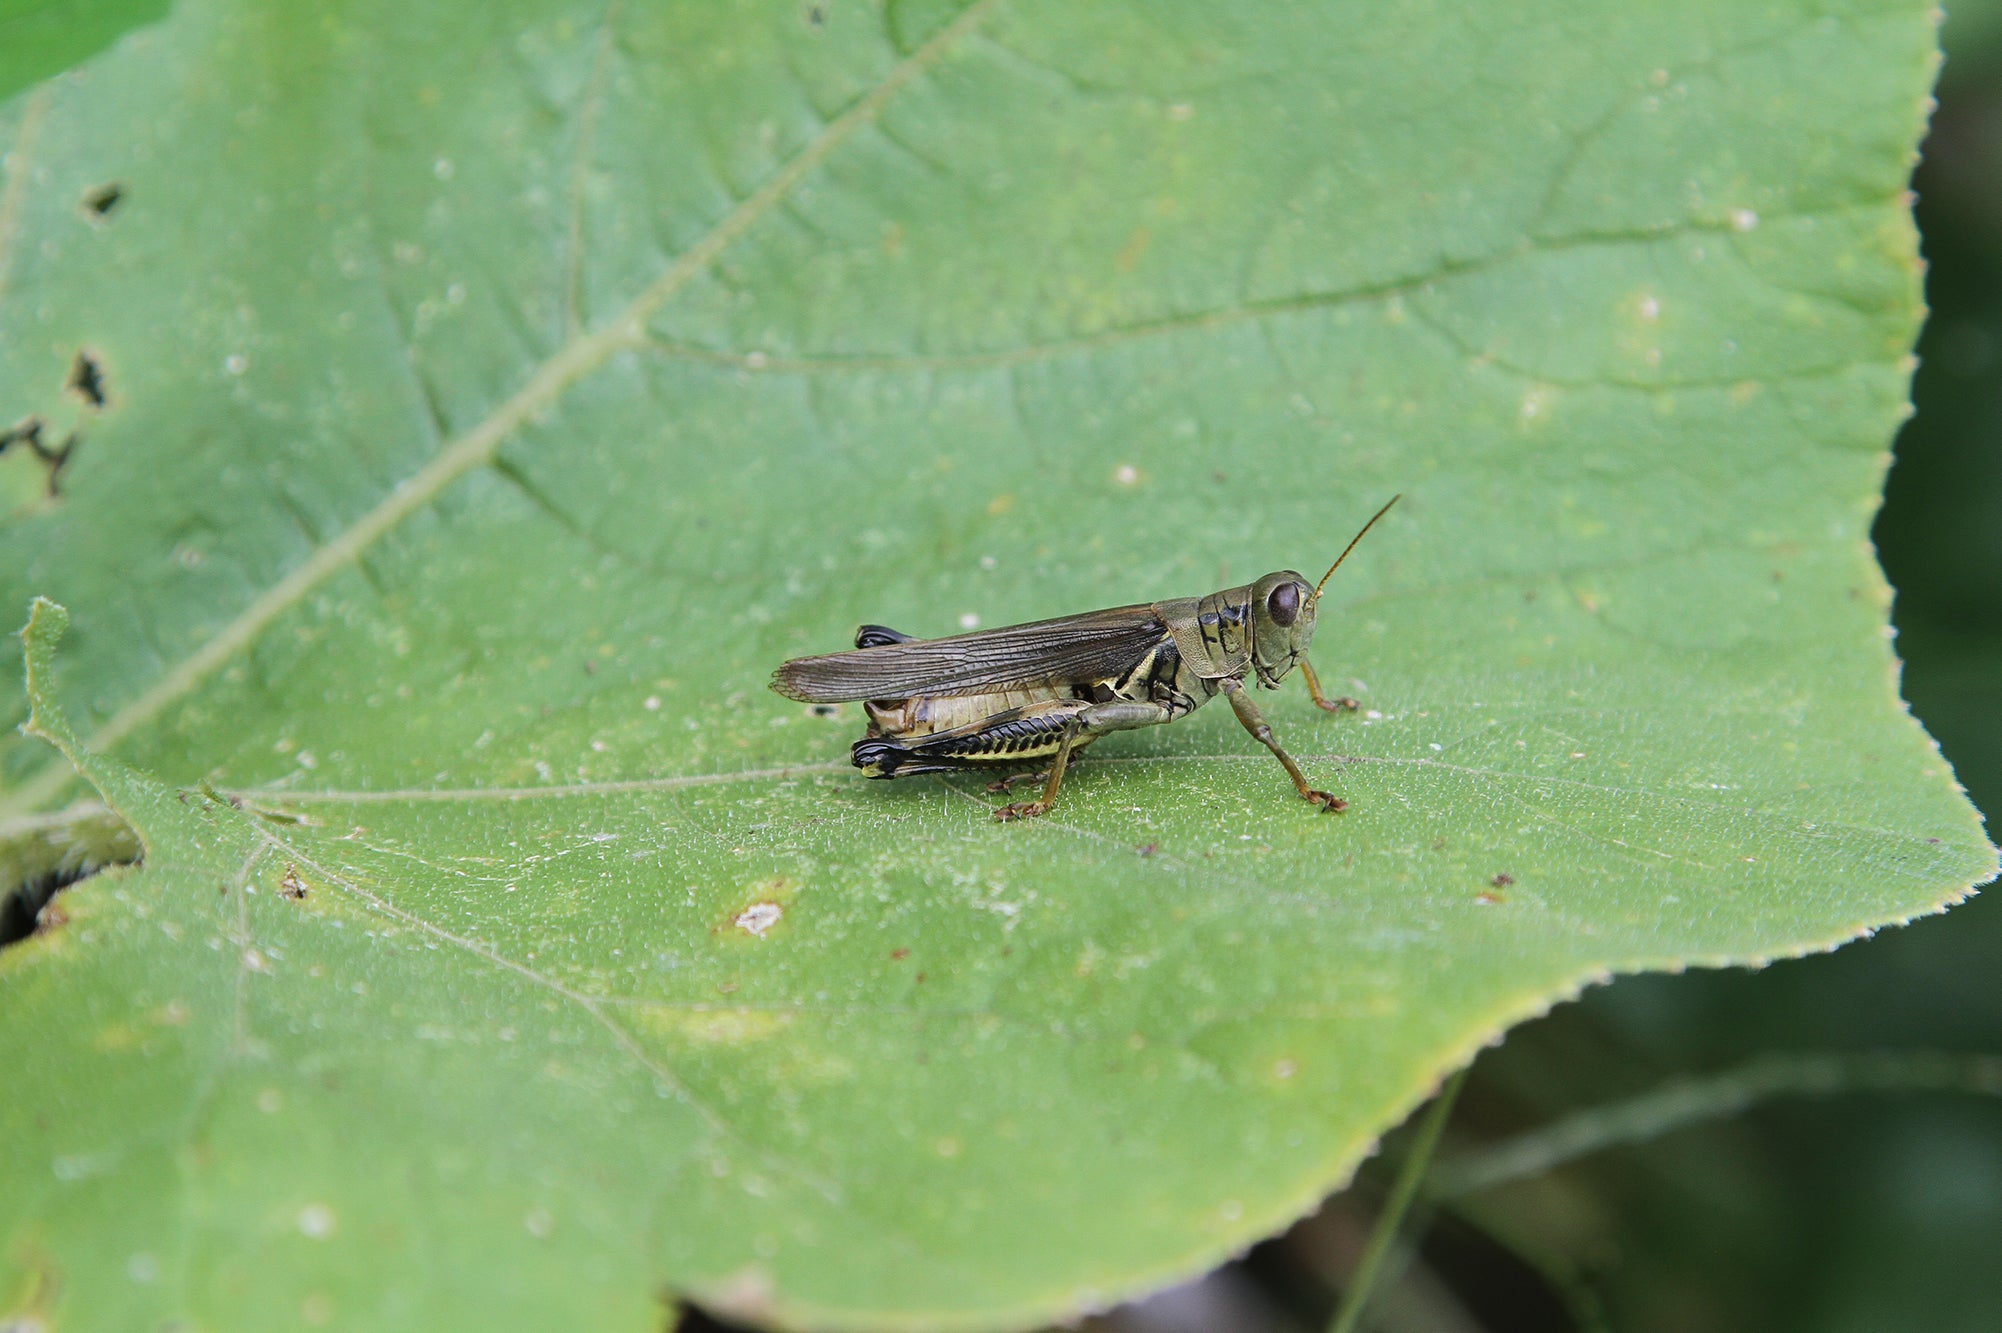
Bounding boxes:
1312 494 1402 603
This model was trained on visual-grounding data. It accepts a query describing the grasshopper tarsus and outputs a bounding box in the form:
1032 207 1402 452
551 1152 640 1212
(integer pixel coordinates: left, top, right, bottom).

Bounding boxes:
1306 790 1349 814
985 770 1049 793
992 800 1052 822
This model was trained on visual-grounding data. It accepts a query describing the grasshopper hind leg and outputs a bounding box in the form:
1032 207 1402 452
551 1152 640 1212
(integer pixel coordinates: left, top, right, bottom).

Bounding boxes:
852 737 973 779
854 624 913 649
853 703 1079 782
853 698 1176 818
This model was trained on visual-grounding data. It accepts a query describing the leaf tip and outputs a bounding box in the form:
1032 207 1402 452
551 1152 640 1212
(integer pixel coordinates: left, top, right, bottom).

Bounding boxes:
19 597 75 747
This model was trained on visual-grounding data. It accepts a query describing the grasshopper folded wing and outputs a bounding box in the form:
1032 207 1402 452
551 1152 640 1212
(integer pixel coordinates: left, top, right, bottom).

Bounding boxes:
772 605 1169 702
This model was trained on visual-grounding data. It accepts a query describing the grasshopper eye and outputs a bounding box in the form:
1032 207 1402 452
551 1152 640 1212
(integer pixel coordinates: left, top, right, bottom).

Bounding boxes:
1266 581 1300 628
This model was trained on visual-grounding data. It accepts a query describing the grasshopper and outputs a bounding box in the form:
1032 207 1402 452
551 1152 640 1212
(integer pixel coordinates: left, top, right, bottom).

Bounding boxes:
772 497 1399 821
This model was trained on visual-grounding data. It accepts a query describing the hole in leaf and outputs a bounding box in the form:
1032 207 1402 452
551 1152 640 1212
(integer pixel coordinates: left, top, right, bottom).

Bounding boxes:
0 416 79 498
68 348 108 408
0 804 144 950
81 182 124 219
674 1301 761 1333
0 869 83 946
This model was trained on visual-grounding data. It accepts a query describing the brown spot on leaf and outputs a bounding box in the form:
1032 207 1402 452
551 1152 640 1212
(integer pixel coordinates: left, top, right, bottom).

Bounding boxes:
1114 225 1151 271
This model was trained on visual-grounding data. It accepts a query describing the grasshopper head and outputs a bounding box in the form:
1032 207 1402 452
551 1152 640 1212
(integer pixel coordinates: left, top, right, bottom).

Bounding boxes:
1249 570 1317 687
1250 495 1401 688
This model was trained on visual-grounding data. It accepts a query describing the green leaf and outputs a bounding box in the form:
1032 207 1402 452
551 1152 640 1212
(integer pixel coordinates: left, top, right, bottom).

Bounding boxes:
1 1 1993 1329
0 0 170 106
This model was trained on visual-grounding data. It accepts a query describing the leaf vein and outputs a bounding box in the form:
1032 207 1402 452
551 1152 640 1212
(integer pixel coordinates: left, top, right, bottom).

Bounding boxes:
3 0 1005 817
0 84 53 313
249 823 853 1207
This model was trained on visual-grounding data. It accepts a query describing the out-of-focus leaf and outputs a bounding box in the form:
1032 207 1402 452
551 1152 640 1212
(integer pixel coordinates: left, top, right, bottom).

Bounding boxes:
0 0 170 105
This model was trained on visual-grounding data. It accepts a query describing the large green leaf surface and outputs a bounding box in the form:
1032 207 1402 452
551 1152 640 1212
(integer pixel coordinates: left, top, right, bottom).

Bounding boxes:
1 1 1994 1328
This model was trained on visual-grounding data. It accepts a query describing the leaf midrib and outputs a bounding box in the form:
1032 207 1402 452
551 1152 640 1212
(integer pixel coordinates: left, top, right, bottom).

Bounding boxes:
1 0 1005 818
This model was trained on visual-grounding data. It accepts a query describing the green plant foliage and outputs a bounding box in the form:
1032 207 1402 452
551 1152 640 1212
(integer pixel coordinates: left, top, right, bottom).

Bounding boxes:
0 1 1993 1328
0 0 169 106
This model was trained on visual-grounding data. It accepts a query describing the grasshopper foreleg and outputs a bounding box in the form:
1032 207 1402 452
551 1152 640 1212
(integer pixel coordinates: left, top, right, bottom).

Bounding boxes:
993 700 1174 821
1220 677 1347 813
1298 657 1359 714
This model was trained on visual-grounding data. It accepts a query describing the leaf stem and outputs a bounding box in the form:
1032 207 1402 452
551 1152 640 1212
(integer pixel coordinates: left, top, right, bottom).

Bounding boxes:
1431 1049 2002 1199
1328 1066 1467 1333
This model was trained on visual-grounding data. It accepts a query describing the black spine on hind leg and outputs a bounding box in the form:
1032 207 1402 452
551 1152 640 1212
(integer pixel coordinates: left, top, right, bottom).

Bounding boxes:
854 624 913 649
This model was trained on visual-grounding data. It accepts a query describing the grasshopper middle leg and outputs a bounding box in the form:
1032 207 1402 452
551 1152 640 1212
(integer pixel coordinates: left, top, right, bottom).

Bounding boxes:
992 701 1175 822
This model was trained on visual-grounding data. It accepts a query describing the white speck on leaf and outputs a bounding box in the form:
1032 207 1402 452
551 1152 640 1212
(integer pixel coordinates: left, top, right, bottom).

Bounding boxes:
1730 207 1759 231
736 903 782 937
297 1203 335 1239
